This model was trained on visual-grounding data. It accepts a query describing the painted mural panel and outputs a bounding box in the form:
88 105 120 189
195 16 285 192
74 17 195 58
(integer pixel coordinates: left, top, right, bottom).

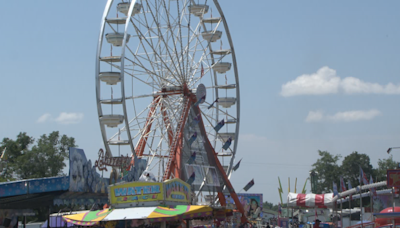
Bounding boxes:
69 148 147 194
0 209 20 228
225 193 263 221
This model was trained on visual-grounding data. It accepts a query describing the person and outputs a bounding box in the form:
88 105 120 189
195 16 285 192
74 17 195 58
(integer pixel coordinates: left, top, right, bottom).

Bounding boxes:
267 223 271 228
247 199 261 219
314 219 321 228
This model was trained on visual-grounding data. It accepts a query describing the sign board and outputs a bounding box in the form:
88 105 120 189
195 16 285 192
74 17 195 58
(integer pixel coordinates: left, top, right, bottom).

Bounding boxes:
225 193 263 220
109 182 164 206
94 148 131 171
387 169 400 188
164 178 191 204
109 179 192 207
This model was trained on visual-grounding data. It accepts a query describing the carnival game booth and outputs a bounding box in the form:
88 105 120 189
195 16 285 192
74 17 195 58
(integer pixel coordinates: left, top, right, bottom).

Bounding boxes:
62 179 232 228
287 193 335 227
287 193 335 209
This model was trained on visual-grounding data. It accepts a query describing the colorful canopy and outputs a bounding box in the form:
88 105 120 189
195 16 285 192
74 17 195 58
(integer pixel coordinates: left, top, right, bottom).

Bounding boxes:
63 209 112 226
287 193 334 208
62 205 215 225
147 205 213 222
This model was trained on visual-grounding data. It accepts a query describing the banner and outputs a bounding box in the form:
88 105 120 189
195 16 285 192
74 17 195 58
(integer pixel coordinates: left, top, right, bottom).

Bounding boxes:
164 179 191 204
110 182 164 205
225 193 263 221
185 164 205 186
387 169 400 188
203 166 220 187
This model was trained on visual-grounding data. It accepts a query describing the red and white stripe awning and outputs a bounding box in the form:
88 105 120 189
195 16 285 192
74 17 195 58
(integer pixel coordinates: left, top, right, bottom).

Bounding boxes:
287 193 334 208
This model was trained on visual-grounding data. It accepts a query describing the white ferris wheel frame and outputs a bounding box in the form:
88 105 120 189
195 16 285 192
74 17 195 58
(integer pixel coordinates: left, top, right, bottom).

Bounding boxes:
95 0 240 181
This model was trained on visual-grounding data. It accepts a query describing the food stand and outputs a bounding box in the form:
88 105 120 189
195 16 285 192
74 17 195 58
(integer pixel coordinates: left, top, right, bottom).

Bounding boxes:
62 178 232 228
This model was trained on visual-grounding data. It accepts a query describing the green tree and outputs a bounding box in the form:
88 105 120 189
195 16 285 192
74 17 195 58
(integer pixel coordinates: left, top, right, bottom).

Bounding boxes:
0 131 77 181
310 150 341 193
375 155 398 182
341 151 373 188
262 201 280 211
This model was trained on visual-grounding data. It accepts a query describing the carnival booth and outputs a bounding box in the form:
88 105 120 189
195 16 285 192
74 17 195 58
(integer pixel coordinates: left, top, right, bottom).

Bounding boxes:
287 193 334 208
62 178 232 228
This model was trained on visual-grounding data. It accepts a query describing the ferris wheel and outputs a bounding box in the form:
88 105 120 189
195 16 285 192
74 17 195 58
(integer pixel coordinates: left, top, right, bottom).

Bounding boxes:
95 0 241 201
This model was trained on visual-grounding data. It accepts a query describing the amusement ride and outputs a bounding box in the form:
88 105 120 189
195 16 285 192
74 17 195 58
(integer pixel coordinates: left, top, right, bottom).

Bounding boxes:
95 0 246 223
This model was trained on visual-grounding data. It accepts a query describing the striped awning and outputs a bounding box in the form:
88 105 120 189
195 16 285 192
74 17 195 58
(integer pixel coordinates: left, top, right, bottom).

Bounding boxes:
287 193 334 208
63 205 218 225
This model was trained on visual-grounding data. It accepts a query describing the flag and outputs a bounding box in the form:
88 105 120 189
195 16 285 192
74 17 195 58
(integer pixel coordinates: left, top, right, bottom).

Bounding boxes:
200 63 204 78
222 137 232 150
191 114 201 126
207 99 218 109
188 132 197 146
233 158 242 171
243 179 254 191
370 175 378 197
194 95 205 107
213 119 225 132
278 177 284 204
0 147 7 161
225 74 227 84
348 181 353 201
333 182 338 196
301 178 308 194
340 176 347 192
359 166 369 185
187 172 195 185
187 152 196 164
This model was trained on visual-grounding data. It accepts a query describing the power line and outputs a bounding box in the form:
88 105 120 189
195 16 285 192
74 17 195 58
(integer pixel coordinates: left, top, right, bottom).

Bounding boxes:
242 161 312 167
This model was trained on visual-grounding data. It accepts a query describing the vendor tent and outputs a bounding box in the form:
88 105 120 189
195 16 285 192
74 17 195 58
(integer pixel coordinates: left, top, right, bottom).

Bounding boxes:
63 205 215 225
63 209 112 226
287 193 334 208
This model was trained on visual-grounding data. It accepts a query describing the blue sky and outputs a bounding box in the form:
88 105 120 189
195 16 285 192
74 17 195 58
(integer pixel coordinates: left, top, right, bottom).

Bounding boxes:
1 1 399 205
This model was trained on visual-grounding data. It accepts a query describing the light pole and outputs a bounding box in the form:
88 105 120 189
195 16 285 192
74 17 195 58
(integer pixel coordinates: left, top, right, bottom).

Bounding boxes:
387 147 400 228
387 147 400 154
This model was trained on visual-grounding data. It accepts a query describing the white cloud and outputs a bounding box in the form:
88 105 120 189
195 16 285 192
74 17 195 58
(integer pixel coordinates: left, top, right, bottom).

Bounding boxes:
305 110 324 123
305 109 381 123
37 112 84 124
281 66 400 96
37 113 52 123
281 67 340 96
341 77 400 94
55 112 84 125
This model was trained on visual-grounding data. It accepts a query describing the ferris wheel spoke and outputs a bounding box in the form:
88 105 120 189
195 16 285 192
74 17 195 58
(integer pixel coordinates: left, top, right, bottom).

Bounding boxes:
141 1 185 82
129 18 183 84
126 44 164 87
160 0 185 80
136 0 167 86
126 48 178 87
128 39 178 87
